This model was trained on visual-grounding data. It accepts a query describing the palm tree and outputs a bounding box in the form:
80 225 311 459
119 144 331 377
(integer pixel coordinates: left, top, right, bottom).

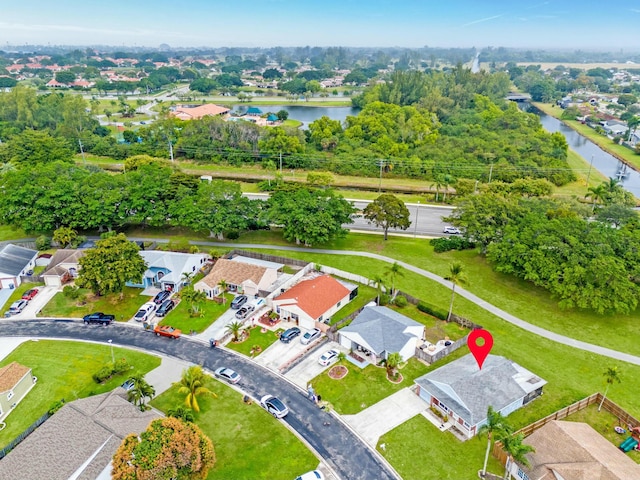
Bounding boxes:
445 262 468 321
176 366 216 413
181 271 194 287
499 431 534 480
598 366 622 411
225 321 245 342
385 262 404 300
430 178 443 202
369 274 386 305
478 406 508 478
441 174 455 202
585 184 606 211
218 279 228 305
385 352 402 377
127 373 156 410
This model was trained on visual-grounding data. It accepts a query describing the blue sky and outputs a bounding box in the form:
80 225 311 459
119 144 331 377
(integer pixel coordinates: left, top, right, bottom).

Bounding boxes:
1 0 639 49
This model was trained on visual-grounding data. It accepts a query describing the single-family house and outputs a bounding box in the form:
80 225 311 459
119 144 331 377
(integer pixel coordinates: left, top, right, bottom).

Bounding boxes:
338 306 424 362
414 354 546 439
0 244 38 290
127 251 209 292
42 249 86 287
601 120 628 137
0 362 37 422
0 389 161 480
506 420 640 480
171 104 230 121
272 275 357 330
195 257 281 298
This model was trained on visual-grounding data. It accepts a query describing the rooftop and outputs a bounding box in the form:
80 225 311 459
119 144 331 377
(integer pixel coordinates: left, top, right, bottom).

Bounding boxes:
276 275 351 320
0 362 31 393
0 244 37 276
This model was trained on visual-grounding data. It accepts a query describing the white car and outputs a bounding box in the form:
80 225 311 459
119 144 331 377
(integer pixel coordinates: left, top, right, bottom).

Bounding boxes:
318 349 339 366
443 226 461 234
134 302 156 322
300 328 321 345
295 471 325 480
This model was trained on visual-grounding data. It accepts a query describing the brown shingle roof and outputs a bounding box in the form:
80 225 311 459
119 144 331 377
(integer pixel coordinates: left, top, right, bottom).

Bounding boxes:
0 362 31 393
277 275 349 320
172 103 229 120
42 249 85 276
199 258 268 289
522 421 640 480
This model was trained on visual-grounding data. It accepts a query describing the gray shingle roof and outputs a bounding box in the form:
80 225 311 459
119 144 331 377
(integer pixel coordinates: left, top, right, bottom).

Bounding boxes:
0 389 161 480
414 354 546 426
0 244 37 276
340 306 423 355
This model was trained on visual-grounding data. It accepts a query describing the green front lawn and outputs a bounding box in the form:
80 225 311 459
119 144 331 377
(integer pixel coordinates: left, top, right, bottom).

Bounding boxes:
158 293 233 333
39 287 146 321
150 377 318 479
0 340 161 448
312 358 432 414
330 283 377 325
225 326 280 356
0 224 29 241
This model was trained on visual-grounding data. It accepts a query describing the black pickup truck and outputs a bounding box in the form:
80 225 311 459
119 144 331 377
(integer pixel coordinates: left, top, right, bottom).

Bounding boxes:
83 312 115 325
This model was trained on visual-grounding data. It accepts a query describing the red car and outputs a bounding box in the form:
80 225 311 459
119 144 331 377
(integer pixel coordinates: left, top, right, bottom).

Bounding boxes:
154 325 181 339
22 288 39 301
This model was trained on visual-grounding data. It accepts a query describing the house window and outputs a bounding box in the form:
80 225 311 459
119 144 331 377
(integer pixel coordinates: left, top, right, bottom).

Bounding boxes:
7 391 13 401
192 266 196 271
337 301 341 308
516 468 529 480
318 316 323 322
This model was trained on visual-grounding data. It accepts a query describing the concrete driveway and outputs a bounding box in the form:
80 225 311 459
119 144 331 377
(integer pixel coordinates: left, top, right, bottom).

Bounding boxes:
13 286 59 319
144 356 194 396
253 324 316 372
196 298 265 342
285 341 347 388
343 388 428 446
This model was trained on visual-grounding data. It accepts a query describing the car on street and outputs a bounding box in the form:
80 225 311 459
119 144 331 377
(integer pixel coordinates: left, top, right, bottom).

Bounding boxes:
260 394 289 418
8 300 29 315
153 290 171 305
230 295 248 310
214 367 241 384
443 226 461 234
154 325 181 339
22 288 39 301
300 328 321 345
318 349 340 366
155 299 175 317
279 327 301 343
83 312 115 325
295 471 325 480
235 304 255 319
121 379 135 391
134 302 156 322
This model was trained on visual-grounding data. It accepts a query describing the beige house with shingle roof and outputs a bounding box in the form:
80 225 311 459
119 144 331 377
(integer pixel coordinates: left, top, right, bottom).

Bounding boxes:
42 249 86 287
0 362 36 422
508 420 640 480
195 258 278 298
0 389 161 480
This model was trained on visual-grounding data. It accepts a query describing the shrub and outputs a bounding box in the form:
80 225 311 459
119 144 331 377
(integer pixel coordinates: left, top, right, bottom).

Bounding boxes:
417 301 448 320
113 358 129 374
379 293 391 306
430 236 475 253
225 230 240 240
48 399 65 415
35 235 51 250
62 285 82 300
394 295 408 307
93 366 114 384
70 235 87 248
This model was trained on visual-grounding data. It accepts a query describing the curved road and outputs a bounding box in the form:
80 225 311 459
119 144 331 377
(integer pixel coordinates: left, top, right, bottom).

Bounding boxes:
197 243 640 367
0 320 397 480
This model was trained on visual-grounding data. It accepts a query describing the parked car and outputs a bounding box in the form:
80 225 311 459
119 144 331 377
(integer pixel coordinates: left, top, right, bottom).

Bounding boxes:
155 299 175 317
295 471 325 480
83 312 115 325
134 302 156 322
318 349 339 366
214 367 241 384
22 288 39 301
8 300 29 314
121 379 135 391
230 295 248 310
443 226 461 234
260 394 289 418
153 290 171 305
300 328 321 345
154 325 181 339
235 304 255 319
279 327 301 343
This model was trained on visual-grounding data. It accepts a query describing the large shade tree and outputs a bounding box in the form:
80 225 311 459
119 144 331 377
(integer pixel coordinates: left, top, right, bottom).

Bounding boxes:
112 417 215 480
362 194 411 240
76 233 147 296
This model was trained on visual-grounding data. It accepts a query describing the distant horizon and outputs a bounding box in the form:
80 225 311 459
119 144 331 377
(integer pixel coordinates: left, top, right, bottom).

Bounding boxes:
2 0 639 50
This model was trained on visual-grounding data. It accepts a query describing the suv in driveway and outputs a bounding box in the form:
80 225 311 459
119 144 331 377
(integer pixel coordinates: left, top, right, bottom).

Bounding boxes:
235 304 255 319
230 295 248 310
155 299 175 317
279 327 301 343
153 290 171 305
8 300 29 315
134 302 156 322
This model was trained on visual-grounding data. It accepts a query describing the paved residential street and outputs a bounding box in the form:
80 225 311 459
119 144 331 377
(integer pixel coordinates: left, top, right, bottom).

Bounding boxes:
0 320 399 480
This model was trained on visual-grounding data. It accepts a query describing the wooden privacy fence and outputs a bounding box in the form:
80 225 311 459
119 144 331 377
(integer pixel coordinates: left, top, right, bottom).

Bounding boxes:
492 392 640 465
225 249 309 268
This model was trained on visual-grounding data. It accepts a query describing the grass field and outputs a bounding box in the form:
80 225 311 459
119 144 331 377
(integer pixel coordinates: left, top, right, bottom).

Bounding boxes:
225 326 280 356
0 340 160 448
39 287 146 321
0 224 29 242
157 293 233 333
150 377 319 479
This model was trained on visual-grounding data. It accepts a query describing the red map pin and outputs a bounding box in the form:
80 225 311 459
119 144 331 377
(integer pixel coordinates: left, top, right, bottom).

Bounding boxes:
467 329 493 370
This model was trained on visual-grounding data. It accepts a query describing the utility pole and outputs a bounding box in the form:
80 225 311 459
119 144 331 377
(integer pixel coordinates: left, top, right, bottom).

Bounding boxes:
169 140 174 162
413 201 420 237
78 139 86 165
377 159 387 193
488 164 494 184
585 155 594 188
279 151 283 176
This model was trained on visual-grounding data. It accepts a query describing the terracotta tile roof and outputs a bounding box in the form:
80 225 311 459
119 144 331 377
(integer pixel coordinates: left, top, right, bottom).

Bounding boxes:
199 258 267 288
172 103 230 120
277 275 349 320
0 362 31 393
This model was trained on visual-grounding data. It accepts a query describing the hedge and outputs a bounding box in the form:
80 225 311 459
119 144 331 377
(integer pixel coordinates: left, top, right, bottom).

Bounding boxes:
417 301 448 320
